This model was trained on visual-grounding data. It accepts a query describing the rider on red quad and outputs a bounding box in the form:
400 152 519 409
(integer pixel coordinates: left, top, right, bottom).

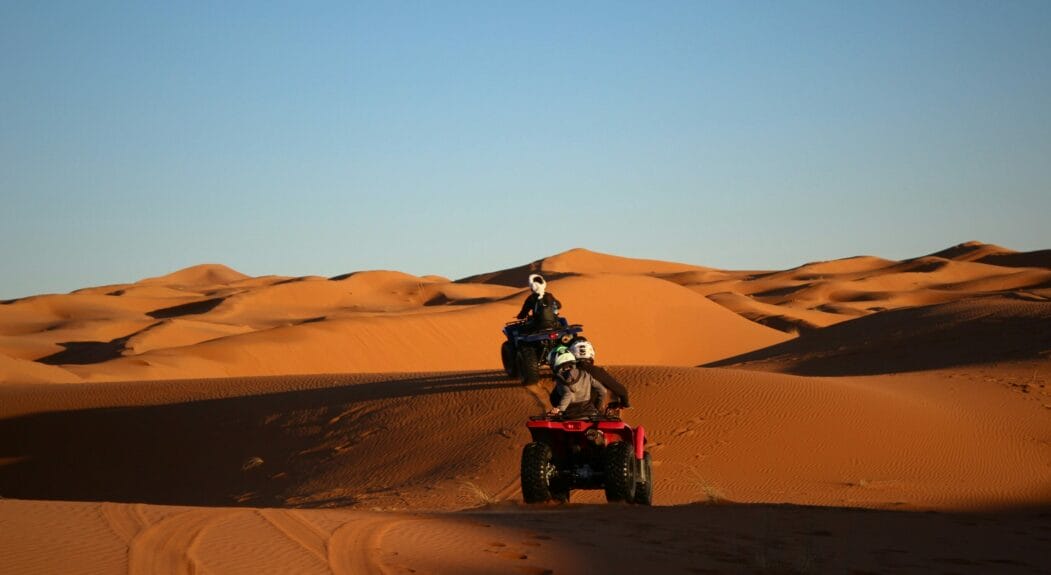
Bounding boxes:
547 350 608 418
548 338 631 412
516 274 561 333
568 337 631 410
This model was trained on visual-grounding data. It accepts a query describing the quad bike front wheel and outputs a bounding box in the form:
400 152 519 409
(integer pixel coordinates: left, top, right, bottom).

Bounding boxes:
603 441 637 503
516 346 540 385
521 442 568 503
501 341 518 378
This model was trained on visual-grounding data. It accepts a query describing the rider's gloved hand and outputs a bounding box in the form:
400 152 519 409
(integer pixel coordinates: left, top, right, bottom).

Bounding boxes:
547 408 561 416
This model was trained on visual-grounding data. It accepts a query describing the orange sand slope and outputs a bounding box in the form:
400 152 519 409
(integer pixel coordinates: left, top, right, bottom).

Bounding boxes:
1 363 1049 573
710 295 1051 375
2 241 1049 383
0 248 792 383
664 241 1051 334
3 499 1049 575
2 242 1051 573
2 366 1048 511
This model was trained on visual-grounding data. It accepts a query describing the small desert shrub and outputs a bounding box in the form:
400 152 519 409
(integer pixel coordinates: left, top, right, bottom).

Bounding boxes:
458 481 498 506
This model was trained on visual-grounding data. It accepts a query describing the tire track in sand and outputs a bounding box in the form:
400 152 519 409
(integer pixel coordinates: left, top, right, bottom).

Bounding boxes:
257 509 329 565
100 502 148 545
128 509 236 575
493 381 548 502
328 513 405 575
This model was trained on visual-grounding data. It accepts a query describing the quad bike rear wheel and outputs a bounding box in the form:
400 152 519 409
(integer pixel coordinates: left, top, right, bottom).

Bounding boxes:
633 451 653 505
603 441 637 503
516 346 540 385
501 341 518 378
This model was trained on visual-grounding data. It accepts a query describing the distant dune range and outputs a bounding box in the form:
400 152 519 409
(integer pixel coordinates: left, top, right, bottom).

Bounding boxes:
2 241 1050 574
2 240 1048 383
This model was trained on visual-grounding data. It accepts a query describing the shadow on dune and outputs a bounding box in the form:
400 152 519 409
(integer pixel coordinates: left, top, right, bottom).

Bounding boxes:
147 296 226 319
979 249 1051 269
0 371 519 507
707 296 1051 375
36 320 165 366
456 267 573 288
465 501 1051 574
36 337 131 365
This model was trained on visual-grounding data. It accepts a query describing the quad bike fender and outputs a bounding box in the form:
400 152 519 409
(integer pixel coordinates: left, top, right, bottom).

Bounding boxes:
634 425 646 460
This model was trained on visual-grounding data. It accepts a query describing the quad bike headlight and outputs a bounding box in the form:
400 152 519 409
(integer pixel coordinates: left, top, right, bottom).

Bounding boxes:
561 334 573 344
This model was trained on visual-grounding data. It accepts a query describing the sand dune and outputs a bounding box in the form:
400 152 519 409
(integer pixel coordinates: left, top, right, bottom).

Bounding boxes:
137 263 251 287
0 352 80 384
710 294 1051 375
706 291 843 333
6 242 1047 383
1 362 1048 572
2 242 1050 573
3 498 1048 575
459 247 708 287
2 365 1046 510
50 274 786 382
667 243 1051 333
922 240 1051 268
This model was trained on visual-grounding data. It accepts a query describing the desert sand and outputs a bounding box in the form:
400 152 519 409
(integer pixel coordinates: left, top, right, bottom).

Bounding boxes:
1 242 1050 573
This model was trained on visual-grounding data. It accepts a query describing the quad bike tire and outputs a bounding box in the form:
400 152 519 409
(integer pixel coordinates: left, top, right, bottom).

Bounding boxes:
603 441 637 503
516 346 540 385
521 442 559 503
633 451 653 505
501 341 518 378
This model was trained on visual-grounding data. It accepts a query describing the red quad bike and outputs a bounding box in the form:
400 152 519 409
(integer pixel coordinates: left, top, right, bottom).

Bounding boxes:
520 407 652 505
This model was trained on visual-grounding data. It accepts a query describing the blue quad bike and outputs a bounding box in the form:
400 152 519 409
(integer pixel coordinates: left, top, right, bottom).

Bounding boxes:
501 318 584 385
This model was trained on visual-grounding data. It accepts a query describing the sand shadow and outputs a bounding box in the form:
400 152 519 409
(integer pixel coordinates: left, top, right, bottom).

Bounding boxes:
35 338 130 365
0 371 519 507
456 268 574 288
464 501 1051 574
707 296 1051 375
147 297 226 319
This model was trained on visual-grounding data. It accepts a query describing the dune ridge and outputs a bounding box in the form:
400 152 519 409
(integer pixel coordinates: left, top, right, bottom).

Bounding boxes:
5 241 1047 384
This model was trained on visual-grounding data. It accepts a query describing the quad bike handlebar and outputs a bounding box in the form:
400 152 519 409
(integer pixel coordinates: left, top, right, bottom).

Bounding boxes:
529 411 623 423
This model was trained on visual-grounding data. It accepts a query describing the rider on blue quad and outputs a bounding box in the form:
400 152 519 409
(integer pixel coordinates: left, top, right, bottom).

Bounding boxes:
516 274 561 333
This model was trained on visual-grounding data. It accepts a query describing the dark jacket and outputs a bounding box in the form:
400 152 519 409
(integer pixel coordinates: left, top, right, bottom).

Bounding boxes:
516 292 561 327
580 362 630 407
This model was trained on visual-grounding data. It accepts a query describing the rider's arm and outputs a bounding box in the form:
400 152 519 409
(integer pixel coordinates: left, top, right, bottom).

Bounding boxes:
516 294 535 320
555 384 574 412
591 380 608 408
582 364 630 407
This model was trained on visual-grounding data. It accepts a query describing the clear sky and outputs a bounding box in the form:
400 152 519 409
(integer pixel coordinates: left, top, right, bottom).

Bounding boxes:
2 1 1049 298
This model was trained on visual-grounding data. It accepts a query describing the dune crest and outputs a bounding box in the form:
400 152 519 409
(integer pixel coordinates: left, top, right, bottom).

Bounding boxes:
458 247 708 287
138 263 251 287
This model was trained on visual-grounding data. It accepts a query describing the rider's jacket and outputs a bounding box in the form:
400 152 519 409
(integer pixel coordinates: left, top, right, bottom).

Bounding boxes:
580 363 630 407
517 292 561 327
554 370 608 413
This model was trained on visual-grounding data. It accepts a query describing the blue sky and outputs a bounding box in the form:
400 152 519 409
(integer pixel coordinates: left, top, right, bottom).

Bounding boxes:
2 1 1049 298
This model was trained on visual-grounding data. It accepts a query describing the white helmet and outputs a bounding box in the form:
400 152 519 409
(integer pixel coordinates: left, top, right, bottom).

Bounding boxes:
569 338 595 362
546 345 569 366
551 350 576 370
528 273 546 297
